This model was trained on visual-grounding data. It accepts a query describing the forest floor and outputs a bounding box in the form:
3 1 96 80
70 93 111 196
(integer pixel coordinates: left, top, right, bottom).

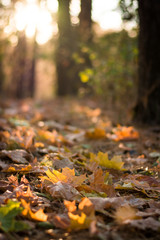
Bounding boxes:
0 97 160 240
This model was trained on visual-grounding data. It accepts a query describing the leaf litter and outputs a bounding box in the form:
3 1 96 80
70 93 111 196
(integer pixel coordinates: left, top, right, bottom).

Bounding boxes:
0 98 160 240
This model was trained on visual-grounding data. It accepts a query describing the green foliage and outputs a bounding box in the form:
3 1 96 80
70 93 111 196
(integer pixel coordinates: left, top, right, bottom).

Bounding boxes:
0 200 30 232
78 30 138 104
118 0 138 21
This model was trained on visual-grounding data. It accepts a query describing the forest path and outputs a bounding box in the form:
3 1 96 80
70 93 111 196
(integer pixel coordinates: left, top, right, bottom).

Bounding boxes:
0 98 159 240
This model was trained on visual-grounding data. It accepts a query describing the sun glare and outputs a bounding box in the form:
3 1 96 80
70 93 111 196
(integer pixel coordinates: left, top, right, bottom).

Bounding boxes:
10 0 134 45
14 0 58 45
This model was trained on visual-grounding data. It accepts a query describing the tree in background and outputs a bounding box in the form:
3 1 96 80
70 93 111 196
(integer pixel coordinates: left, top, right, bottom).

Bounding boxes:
135 0 160 124
120 0 160 124
11 31 27 98
79 0 92 42
56 0 75 95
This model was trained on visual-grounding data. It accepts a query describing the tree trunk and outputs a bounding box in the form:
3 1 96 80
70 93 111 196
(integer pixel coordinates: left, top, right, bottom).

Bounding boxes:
135 0 160 124
56 0 76 95
27 34 37 98
11 31 27 98
79 0 92 42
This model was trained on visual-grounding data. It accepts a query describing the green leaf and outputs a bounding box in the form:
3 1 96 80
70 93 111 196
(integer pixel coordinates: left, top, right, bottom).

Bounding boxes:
0 200 30 232
9 118 30 127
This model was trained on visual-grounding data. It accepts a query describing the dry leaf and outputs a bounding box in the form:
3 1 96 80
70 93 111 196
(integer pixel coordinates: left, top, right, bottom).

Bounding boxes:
21 199 47 222
86 128 106 139
0 150 33 164
114 205 139 224
110 125 139 141
89 168 116 197
42 167 86 188
90 152 124 170
43 181 81 200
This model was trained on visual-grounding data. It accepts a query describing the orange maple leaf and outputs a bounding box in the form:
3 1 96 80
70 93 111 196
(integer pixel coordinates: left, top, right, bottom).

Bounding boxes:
21 199 47 221
55 198 96 231
112 125 139 141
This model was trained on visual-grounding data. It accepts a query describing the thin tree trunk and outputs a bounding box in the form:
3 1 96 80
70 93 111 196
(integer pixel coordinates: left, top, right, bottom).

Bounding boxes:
79 0 92 42
56 0 75 95
11 31 27 98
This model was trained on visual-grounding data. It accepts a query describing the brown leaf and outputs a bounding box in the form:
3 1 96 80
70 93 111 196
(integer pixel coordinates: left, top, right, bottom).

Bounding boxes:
114 205 140 223
89 169 116 197
128 217 160 231
43 181 81 200
0 149 33 164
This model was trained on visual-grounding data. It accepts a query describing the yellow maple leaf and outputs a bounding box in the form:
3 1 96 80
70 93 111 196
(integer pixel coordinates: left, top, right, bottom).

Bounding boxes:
42 167 86 187
90 152 124 170
45 168 67 183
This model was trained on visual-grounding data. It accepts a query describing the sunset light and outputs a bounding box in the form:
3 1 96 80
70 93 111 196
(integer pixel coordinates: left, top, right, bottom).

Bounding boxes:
11 0 125 45
14 0 57 44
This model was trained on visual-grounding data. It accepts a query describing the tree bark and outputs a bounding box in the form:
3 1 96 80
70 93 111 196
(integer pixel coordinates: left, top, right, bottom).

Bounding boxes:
56 0 76 95
79 0 92 42
11 31 27 98
135 0 160 124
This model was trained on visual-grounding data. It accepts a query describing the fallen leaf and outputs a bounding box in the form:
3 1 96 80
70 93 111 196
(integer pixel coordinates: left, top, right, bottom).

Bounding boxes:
0 200 30 232
88 168 115 197
114 205 140 224
42 167 86 188
43 180 81 200
90 152 124 170
64 200 77 213
21 199 48 222
128 217 160 231
0 149 33 164
86 128 106 139
109 125 139 141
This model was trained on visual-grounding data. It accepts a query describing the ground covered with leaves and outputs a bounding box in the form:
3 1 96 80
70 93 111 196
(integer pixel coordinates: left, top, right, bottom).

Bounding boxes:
0 98 160 240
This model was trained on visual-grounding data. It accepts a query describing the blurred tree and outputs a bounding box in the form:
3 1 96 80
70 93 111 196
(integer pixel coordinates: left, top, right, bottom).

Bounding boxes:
119 0 160 123
79 0 92 42
0 35 4 95
79 30 137 104
0 0 11 96
28 37 37 98
11 31 27 98
56 0 76 95
135 0 160 124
